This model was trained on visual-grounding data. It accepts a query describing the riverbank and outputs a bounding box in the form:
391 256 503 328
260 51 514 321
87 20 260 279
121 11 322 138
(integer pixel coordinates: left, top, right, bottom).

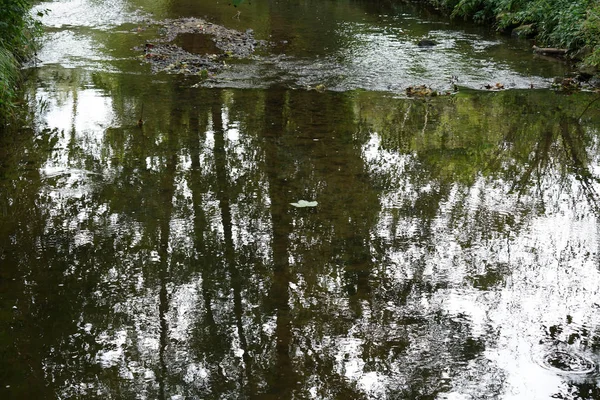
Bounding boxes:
0 0 41 125
418 0 599 76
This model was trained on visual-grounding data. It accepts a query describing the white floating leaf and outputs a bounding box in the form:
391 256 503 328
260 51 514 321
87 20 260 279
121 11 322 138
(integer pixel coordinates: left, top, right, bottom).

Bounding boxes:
290 200 318 208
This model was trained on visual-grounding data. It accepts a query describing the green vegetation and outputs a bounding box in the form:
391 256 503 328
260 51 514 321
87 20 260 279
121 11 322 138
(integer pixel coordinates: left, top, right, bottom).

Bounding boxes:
0 47 19 114
421 0 600 68
0 0 42 122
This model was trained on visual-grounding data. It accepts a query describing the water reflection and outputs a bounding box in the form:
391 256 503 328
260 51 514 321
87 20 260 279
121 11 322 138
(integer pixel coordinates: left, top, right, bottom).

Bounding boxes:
2 0 600 398
2 61 600 398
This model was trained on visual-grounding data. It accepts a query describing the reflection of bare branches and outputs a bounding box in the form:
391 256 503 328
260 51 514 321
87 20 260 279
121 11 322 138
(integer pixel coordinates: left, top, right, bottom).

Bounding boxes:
578 95 600 120
188 98 228 394
421 102 429 137
157 110 179 400
509 127 555 198
263 90 297 398
212 100 255 395
506 116 600 217
400 102 412 132
560 119 600 216
597 216 600 271
189 112 217 326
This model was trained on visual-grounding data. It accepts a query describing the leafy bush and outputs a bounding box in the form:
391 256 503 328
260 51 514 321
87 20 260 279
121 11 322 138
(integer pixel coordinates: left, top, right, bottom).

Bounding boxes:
581 2 600 67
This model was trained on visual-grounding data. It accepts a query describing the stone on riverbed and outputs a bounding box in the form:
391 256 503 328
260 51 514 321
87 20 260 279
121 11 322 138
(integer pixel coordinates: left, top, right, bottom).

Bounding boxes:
417 39 437 47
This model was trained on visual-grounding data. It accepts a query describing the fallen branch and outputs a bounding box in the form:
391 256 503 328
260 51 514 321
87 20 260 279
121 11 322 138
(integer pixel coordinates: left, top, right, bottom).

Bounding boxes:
533 45 567 56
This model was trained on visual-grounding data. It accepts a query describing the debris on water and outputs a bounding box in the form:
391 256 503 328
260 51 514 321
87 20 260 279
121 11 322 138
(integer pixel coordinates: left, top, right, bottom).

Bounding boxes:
405 84 458 97
138 43 222 75
134 17 268 76
552 77 581 91
484 82 505 90
406 85 437 97
290 200 318 208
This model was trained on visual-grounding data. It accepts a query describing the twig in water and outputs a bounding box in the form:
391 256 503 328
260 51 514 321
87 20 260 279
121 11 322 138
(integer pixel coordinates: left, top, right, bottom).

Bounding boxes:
138 103 144 127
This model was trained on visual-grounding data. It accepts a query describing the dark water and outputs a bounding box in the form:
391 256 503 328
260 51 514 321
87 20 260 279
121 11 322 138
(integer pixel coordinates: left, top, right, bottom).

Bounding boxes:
2 0 600 399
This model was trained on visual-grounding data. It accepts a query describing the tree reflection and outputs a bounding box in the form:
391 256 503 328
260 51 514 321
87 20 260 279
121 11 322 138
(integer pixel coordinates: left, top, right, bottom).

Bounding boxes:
3 69 600 399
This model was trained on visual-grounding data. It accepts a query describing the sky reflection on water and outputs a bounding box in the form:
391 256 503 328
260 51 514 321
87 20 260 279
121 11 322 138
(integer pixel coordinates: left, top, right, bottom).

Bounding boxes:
1 0 600 399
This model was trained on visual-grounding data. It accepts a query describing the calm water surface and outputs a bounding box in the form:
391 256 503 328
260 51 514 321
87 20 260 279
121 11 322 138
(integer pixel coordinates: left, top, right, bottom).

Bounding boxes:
1 0 600 399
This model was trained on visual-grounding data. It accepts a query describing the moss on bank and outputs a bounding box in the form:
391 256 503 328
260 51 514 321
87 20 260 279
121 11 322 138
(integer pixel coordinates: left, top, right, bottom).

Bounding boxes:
0 0 42 124
418 0 600 69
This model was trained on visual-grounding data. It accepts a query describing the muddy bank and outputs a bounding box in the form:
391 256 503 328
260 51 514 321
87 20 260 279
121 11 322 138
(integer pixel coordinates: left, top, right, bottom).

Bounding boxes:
135 17 266 76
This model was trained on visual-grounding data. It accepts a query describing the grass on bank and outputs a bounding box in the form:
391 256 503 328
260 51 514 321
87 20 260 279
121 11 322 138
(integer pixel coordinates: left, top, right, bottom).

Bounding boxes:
0 46 20 118
0 0 43 124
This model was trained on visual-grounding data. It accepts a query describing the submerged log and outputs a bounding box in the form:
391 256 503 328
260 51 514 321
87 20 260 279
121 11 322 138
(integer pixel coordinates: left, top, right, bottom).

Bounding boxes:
533 45 568 56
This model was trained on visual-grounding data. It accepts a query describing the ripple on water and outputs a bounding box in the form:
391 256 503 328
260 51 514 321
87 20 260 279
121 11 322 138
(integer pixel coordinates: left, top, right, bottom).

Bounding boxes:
539 351 597 375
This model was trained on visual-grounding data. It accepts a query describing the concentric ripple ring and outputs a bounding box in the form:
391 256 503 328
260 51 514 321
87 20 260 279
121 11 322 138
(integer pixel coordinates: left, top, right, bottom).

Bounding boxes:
542 351 596 374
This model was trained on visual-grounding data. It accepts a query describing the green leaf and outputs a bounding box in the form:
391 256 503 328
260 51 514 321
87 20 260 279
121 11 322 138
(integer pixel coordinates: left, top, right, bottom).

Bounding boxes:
232 0 245 6
290 200 318 208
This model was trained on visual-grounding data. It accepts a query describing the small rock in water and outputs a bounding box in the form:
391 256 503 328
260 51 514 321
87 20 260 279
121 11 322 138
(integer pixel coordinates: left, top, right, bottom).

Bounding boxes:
417 39 437 47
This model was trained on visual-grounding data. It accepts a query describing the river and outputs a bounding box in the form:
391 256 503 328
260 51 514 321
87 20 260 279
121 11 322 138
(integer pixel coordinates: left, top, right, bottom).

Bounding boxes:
1 0 600 399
